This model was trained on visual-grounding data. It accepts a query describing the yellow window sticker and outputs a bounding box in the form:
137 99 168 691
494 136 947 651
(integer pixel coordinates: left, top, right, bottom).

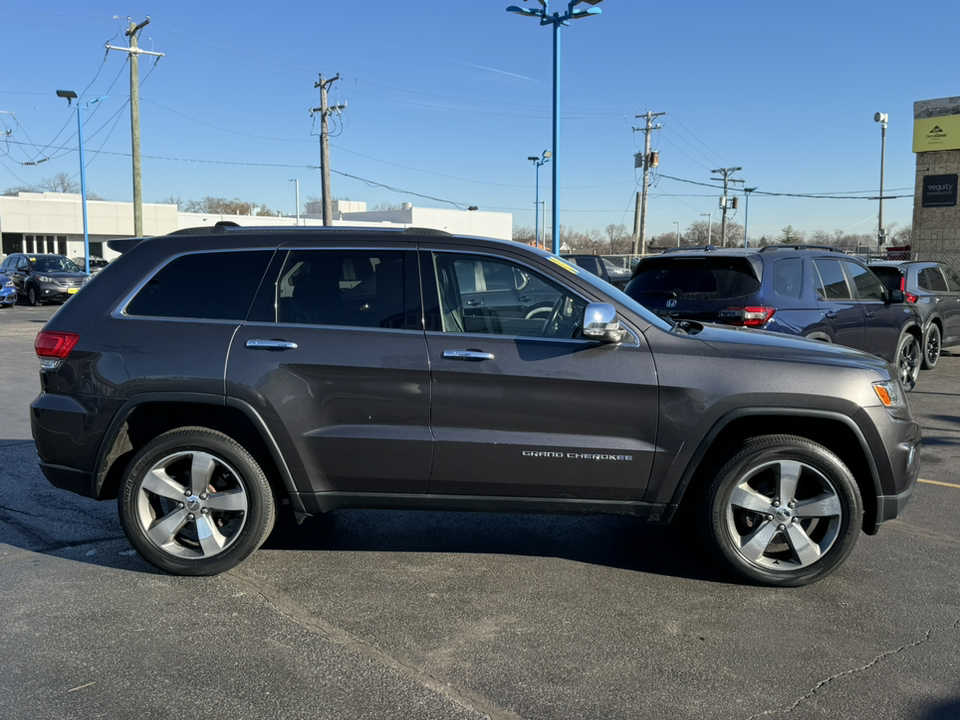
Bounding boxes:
548 256 581 275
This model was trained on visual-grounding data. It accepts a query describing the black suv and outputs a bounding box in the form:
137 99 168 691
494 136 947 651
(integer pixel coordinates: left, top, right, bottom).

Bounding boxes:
625 245 923 389
869 260 960 370
0 253 89 305
31 228 920 586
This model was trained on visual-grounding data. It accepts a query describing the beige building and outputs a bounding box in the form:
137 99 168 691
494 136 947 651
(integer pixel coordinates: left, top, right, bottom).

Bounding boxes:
0 194 512 261
912 96 960 261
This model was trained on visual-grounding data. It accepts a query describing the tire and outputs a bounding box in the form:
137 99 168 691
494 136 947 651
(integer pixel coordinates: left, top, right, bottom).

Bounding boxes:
118 426 276 576
895 332 920 390
26 284 40 306
701 434 862 587
921 324 941 370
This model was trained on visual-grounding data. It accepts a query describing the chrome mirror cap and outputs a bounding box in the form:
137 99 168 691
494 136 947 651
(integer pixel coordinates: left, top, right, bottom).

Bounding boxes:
582 302 625 344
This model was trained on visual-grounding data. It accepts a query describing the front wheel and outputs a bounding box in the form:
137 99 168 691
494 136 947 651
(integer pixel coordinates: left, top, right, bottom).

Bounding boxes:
26 284 40 306
895 332 920 390
119 426 276 575
701 435 862 587
921 324 941 370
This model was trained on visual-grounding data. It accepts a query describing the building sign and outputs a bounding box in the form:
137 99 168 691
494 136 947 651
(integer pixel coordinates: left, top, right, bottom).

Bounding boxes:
914 96 960 152
921 174 958 207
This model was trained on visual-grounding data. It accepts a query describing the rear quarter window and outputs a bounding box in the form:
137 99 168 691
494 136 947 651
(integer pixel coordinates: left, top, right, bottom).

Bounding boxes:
126 250 273 320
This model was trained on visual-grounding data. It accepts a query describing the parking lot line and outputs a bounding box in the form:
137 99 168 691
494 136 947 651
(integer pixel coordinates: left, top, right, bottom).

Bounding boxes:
919 478 960 490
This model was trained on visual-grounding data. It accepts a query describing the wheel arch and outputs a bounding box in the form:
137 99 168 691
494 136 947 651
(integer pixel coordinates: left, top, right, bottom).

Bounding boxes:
670 409 881 534
94 394 299 508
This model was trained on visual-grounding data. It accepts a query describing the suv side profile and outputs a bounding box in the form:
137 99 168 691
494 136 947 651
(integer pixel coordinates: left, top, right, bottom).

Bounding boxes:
0 253 89 305
31 228 920 587
625 245 923 389
869 260 960 370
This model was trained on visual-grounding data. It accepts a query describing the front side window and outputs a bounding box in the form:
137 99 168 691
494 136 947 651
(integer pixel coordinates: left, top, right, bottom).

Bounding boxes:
433 253 584 339
845 262 884 301
126 250 273 320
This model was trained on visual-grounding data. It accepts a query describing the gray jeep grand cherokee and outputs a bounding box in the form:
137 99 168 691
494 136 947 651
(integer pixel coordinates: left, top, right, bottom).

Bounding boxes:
31 227 920 586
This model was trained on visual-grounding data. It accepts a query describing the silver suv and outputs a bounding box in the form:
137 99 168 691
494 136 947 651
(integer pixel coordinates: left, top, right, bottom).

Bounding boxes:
30 227 921 586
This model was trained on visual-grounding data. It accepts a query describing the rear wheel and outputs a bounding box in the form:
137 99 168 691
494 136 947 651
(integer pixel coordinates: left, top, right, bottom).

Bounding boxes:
921 324 941 370
701 435 862 587
895 332 920 390
118 426 276 575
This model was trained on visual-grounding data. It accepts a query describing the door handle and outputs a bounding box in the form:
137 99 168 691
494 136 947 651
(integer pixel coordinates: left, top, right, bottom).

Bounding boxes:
442 349 495 361
245 339 298 350
824 311 838 319
864 311 876 318
466 299 483 306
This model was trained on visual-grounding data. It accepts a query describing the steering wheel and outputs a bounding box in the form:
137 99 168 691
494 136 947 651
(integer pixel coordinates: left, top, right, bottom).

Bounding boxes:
539 296 566 337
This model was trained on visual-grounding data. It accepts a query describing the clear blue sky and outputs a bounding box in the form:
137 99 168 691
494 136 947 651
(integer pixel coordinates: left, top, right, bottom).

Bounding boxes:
2 1 956 243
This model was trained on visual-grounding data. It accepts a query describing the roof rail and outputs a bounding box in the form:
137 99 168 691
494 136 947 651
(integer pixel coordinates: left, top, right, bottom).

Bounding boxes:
661 244 719 254
758 244 843 253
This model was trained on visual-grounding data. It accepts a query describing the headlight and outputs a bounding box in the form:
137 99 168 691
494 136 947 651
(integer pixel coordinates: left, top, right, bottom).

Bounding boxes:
3 280 11 288
38 275 53 282
873 380 905 410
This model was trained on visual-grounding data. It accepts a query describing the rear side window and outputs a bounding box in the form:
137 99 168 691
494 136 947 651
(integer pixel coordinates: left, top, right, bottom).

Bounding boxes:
944 266 960 292
812 259 851 301
772 258 803 299
918 266 948 292
630 257 760 300
126 250 273 320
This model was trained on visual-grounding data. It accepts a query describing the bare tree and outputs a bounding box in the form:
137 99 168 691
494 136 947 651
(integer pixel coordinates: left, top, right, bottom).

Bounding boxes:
604 224 631 254
37 172 79 194
513 226 535 245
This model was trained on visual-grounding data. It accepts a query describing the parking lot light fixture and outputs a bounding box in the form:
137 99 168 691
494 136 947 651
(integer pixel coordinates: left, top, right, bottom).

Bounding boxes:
506 0 603 253
56 90 107 274
528 151 551 249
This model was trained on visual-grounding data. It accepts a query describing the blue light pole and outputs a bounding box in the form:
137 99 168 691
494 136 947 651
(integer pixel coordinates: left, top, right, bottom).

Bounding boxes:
527 150 551 249
507 0 603 254
56 90 107 274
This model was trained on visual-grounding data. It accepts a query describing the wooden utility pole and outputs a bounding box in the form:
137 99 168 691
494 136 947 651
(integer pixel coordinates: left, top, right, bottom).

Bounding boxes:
632 111 664 257
711 166 743 246
106 18 163 237
310 75 346 226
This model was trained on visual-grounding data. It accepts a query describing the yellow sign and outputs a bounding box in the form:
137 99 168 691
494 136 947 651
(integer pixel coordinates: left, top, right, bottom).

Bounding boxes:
913 113 960 152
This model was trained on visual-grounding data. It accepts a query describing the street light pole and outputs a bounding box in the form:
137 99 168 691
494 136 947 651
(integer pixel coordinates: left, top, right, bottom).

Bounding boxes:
507 0 603 254
743 187 757 248
674 221 680 247
700 213 712 245
289 178 300 226
528 151 551 249
56 90 106 275
874 112 888 252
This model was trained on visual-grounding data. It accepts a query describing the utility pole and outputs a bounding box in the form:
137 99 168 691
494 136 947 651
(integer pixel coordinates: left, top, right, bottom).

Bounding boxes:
632 110 665 257
310 74 347 226
106 18 163 237
711 166 743 246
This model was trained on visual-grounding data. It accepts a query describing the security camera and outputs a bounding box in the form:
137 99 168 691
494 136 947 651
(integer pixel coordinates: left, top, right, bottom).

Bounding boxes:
874 112 888 123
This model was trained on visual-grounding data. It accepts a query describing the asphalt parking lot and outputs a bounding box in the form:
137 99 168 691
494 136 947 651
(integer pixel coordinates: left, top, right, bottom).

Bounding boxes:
1 303 958 720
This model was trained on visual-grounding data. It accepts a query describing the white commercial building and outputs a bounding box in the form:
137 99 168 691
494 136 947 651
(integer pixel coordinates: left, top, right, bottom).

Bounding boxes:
0 193 513 261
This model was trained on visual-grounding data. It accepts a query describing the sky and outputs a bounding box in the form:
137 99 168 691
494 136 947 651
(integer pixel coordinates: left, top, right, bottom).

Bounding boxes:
1 1 957 244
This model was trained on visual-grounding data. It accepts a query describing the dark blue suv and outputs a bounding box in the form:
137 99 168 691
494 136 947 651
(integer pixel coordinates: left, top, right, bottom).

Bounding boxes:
625 245 923 388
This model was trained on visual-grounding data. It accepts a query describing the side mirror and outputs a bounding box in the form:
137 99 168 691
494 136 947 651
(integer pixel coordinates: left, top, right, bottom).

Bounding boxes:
581 302 626 344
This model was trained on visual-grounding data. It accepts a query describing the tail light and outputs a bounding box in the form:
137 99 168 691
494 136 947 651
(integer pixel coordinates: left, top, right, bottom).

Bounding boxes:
725 306 776 327
899 276 918 304
35 331 79 370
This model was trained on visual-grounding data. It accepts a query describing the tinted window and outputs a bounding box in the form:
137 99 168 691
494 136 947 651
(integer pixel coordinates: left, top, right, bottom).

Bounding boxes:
813 259 851 301
630 257 760 300
943 266 960 292
918 266 948 292
271 249 409 329
871 266 902 293
773 258 803 299
126 250 273 320
846 262 884 301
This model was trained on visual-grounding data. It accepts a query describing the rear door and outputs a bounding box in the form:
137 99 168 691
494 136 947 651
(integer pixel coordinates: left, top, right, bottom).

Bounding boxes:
810 258 864 350
227 245 433 496
422 247 659 501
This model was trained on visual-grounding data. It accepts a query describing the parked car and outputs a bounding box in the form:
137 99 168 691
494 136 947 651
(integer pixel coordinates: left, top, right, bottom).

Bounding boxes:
868 260 960 370
561 254 633 289
72 256 110 274
0 271 16 307
624 245 923 389
31 227 920 586
0 253 89 305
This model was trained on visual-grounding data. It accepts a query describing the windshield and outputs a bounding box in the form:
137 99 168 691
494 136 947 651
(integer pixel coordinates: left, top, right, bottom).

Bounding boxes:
31 256 82 273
